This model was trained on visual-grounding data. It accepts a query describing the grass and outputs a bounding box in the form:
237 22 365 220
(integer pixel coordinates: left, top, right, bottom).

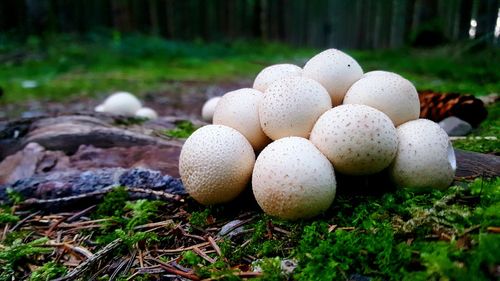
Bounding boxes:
0 33 314 103
1 33 498 104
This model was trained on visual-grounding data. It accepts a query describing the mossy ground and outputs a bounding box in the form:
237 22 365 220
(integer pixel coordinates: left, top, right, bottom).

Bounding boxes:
0 34 498 279
0 178 498 280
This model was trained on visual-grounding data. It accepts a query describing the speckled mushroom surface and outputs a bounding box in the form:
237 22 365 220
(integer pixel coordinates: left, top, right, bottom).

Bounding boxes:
253 64 302 92
343 71 420 126
310 104 398 175
259 76 332 140
303 48 363 106
213 88 270 151
179 125 255 205
201 96 222 123
252 137 336 220
389 119 456 190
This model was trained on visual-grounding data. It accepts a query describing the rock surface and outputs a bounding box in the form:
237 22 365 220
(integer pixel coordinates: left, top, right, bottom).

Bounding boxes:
0 142 182 185
439 116 472 136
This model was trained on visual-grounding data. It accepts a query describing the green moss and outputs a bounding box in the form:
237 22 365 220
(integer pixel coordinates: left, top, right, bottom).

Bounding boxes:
124 199 164 229
189 208 211 227
291 178 500 280
452 138 500 154
0 238 52 281
254 257 286 281
164 121 198 139
0 208 19 224
94 186 129 218
29 262 67 281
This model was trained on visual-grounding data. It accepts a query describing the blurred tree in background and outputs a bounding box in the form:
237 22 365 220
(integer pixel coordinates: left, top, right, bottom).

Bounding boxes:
1 0 499 49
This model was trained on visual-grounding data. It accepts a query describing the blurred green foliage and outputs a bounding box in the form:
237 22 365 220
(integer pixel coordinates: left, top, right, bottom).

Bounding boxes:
0 33 498 104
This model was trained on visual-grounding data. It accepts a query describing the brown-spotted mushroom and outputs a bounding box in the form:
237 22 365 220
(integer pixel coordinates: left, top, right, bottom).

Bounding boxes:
343 71 420 126
259 76 332 140
213 88 271 151
253 64 302 92
303 49 363 106
310 104 398 175
252 137 336 220
179 125 255 205
389 119 456 190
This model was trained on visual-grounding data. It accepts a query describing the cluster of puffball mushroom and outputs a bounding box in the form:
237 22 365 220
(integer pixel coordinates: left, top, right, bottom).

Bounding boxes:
95 92 158 120
182 48 457 220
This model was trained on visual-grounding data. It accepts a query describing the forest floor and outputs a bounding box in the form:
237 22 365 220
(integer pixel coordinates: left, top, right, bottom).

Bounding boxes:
0 34 499 280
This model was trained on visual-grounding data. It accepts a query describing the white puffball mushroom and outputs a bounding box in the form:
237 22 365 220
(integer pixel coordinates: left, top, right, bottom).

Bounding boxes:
310 104 398 175
362 70 402 78
303 48 363 106
252 137 336 220
201 97 222 123
213 88 270 151
101 92 142 116
179 125 255 205
343 71 420 126
389 119 456 190
260 76 332 140
135 107 158 120
94 104 106 112
253 64 302 92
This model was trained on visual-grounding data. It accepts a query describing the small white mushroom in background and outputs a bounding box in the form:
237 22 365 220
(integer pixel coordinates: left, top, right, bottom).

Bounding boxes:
94 104 106 112
213 88 271 151
343 71 420 126
303 48 364 106
135 107 158 120
260 76 332 140
100 92 142 116
389 119 456 190
310 104 398 175
253 64 302 92
179 125 255 205
252 137 336 220
201 97 222 123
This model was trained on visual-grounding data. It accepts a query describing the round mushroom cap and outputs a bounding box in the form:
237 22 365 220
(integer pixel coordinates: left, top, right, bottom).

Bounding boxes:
135 107 158 120
303 49 363 106
94 104 106 112
213 88 271 151
362 70 402 78
343 72 420 126
253 64 302 92
252 137 336 220
310 104 398 175
260 76 332 140
179 125 255 205
389 119 456 190
101 92 142 116
201 97 222 123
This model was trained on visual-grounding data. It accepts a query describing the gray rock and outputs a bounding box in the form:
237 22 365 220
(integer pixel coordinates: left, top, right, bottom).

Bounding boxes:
217 219 245 237
439 116 472 136
478 93 499 106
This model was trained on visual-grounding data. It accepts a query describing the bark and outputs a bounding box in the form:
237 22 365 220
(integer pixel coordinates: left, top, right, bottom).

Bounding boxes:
0 114 183 160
